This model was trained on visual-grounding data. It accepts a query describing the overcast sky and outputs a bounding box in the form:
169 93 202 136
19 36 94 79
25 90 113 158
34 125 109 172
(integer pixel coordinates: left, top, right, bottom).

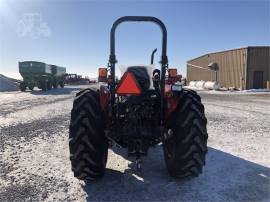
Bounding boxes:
0 0 269 79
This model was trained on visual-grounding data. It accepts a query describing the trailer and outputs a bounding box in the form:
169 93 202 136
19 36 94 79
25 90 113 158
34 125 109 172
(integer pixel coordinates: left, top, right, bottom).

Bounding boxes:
64 74 90 85
19 61 66 91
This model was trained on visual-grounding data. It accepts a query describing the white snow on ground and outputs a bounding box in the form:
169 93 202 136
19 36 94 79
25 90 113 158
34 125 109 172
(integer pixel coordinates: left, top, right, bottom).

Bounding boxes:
0 86 269 201
243 89 270 92
0 75 19 92
185 86 270 95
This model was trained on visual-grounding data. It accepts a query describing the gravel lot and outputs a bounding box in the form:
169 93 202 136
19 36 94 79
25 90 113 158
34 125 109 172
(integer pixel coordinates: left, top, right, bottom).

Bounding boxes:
0 86 269 201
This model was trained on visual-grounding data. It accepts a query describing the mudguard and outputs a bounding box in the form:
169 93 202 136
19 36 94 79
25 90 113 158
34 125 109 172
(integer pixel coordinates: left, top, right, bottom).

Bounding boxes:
75 84 110 113
99 85 110 112
164 84 179 123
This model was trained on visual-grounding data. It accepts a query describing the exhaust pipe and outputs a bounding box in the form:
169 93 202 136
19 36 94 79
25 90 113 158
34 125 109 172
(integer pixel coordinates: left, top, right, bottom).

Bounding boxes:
151 48 157 64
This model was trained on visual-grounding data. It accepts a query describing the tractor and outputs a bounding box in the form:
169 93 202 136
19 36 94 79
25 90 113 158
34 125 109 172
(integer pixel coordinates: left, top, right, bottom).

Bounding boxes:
69 16 208 180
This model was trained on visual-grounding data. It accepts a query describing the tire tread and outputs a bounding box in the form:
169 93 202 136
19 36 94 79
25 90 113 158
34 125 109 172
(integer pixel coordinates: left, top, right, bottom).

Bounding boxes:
163 89 208 178
69 90 108 180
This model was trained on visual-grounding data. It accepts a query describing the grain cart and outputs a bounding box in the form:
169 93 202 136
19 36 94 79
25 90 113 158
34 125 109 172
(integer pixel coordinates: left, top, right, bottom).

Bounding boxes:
19 61 66 91
51 65 66 88
69 16 208 180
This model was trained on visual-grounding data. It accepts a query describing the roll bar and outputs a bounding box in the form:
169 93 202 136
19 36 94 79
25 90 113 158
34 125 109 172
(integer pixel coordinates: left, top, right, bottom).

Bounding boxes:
108 16 169 111
109 16 168 65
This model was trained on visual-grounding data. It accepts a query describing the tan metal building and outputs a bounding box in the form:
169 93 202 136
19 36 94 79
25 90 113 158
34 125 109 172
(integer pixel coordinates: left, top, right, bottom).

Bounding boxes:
187 46 270 89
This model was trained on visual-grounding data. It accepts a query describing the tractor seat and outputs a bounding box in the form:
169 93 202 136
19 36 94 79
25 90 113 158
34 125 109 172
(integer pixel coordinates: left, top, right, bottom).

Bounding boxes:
127 66 150 91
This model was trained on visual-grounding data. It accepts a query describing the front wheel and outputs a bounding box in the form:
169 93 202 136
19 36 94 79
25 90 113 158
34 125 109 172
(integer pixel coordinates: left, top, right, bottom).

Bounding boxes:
59 81 64 88
53 82 58 88
41 81 47 91
163 89 208 178
47 81 52 90
20 82 26 92
28 83 34 91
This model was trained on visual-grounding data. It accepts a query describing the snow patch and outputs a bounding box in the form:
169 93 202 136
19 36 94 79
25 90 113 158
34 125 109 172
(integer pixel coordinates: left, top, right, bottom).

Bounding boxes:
0 75 19 92
243 89 270 92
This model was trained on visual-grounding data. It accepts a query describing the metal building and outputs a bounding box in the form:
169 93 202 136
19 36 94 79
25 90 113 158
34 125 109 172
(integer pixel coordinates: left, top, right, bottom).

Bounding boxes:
187 46 270 89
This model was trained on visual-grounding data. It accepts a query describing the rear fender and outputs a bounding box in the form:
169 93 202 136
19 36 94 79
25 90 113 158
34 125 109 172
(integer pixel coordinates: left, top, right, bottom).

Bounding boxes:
74 86 111 128
75 85 110 113
99 85 110 112
164 84 179 123
76 84 110 112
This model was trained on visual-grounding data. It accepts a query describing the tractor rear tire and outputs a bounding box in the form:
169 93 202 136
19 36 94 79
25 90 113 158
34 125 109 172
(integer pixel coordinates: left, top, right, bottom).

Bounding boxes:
163 89 208 178
69 89 108 181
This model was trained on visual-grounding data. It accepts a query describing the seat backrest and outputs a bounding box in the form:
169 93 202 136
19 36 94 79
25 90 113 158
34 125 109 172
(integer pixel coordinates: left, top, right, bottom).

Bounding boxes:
127 66 150 91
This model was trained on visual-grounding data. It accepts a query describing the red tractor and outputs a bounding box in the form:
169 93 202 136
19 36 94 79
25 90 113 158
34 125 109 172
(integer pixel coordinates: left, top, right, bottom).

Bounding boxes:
69 16 208 180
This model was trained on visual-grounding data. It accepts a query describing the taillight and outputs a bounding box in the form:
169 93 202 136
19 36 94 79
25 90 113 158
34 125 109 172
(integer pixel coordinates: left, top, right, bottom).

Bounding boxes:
168 68 177 78
116 72 141 96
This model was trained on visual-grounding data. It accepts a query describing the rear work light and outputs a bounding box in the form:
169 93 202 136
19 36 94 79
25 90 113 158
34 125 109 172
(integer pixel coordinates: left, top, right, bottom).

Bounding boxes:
98 68 107 77
168 68 177 78
116 72 141 96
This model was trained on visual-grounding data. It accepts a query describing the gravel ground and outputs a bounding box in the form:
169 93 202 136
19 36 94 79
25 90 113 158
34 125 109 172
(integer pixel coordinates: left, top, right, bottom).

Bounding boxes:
0 86 269 201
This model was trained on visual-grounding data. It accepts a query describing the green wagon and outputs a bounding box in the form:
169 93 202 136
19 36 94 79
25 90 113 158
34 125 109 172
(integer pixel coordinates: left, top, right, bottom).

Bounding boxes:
19 61 66 91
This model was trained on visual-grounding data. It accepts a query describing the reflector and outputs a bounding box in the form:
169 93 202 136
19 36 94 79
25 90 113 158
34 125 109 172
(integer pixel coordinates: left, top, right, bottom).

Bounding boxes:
116 72 141 95
99 68 107 77
168 68 177 78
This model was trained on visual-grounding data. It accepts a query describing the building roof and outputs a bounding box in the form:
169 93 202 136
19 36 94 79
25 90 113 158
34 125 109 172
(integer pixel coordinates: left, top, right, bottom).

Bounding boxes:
187 46 270 63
